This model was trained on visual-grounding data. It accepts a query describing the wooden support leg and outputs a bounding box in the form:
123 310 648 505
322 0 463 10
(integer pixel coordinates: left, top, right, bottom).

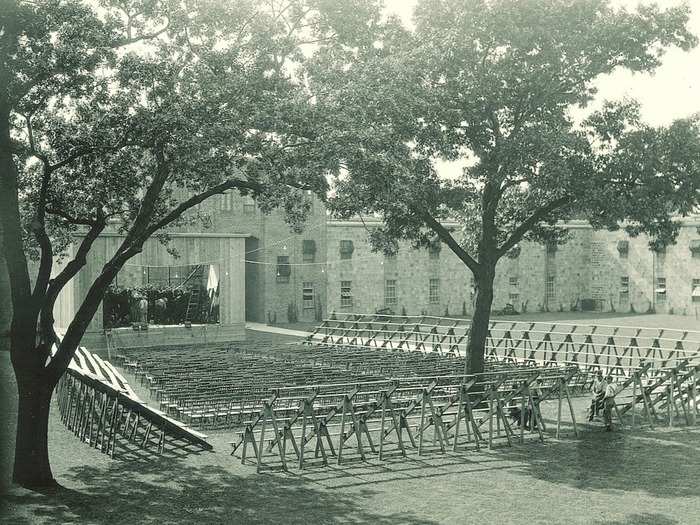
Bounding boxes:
520 387 526 444
338 399 347 465
556 380 563 439
426 396 446 452
465 397 482 450
691 369 698 425
528 389 544 443
142 421 153 449
401 413 417 449
320 423 336 457
105 397 119 453
667 385 673 429
299 409 308 470
452 390 463 453
347 402 366 460
564 383 579 438
496 397 513 447
488 389 494 450
419 391 427 455
269 406 288 471
631 375 637 430
379 396 387 460
361 420 376 454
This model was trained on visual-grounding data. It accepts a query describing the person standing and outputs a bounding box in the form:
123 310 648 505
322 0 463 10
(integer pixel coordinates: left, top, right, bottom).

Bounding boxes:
589 371 606 421
139 295 149 325
603 375 618 431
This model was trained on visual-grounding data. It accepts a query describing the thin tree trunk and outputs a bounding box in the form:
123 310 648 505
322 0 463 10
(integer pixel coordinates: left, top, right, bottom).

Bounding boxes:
465 266 496 374
12 368 57 489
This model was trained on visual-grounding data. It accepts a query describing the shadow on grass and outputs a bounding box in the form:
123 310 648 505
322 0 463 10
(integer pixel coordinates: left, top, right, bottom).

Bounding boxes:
1 457 440 525
593 513 679 525
494 426 700 498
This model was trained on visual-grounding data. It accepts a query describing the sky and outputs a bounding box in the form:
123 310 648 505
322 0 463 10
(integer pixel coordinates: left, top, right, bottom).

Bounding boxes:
383 0 700 178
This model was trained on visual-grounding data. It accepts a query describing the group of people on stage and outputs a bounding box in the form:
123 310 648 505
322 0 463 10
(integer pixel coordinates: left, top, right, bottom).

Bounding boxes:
588 370 619 431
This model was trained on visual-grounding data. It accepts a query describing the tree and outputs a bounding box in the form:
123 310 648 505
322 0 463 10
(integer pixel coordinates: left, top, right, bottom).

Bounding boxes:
312 0 700 374
0 0 382 489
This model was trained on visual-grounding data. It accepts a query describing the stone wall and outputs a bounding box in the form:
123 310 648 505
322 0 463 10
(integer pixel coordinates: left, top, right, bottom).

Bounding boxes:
203 191 327 323
324 218 700 318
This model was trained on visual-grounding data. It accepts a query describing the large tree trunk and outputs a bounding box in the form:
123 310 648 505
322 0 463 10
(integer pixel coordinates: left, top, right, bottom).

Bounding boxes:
465 265 496 374
12 368 57 489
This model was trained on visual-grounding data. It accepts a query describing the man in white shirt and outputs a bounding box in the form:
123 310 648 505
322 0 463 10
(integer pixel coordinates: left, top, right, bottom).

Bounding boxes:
603 375 618 431
589 371 606 421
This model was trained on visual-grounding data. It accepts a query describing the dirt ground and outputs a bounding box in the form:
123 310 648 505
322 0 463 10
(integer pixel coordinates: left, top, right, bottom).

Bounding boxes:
2 319 700 524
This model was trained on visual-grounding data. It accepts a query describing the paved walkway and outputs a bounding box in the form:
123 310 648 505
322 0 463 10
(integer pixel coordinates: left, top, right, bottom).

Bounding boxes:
245 322 312 338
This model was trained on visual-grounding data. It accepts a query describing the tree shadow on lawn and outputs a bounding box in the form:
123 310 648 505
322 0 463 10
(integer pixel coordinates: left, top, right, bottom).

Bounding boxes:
1 458 439 525
495 426 700 498
592 513 679 525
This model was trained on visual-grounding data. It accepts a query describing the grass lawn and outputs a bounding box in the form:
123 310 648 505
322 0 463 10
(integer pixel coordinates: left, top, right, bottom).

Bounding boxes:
2 319 700 524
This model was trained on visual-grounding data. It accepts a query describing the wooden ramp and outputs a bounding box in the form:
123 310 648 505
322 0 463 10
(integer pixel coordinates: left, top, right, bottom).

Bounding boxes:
54 343 212 459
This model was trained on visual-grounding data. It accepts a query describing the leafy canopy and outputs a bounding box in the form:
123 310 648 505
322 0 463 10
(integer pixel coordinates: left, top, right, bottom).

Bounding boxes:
311 0 700 265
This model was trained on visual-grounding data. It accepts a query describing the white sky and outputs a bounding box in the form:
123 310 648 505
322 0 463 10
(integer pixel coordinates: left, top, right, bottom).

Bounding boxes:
384 0 700 178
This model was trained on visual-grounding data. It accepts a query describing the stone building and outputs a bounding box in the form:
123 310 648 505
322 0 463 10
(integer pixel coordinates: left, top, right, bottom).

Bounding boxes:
324 217 700 318
2 194 700 351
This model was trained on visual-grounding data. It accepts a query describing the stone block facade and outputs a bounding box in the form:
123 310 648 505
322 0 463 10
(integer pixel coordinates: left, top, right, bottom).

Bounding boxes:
323 218 700 318
203 191 327 323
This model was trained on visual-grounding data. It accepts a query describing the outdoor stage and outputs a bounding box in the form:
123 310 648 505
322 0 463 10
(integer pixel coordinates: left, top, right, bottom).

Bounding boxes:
83 322 246 353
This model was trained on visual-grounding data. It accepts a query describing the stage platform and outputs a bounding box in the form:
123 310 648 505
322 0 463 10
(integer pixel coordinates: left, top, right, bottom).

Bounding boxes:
81 322 246 351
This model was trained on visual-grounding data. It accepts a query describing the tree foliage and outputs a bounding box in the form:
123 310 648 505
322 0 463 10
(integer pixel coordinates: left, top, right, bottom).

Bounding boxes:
310 0 700 372
318 0 700 254
0 0 383 488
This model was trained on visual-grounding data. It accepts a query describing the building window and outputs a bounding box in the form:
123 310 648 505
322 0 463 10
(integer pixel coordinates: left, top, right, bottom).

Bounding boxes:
339 240 354 260
655 277 666 303
302 282 314 309
243 195 256 214
340 281 353 308
620 276 630 302
508 292 520 304
385 279 397 306
302 239 316 263
220 191 233 212
545 275 555 302
509 276 519 287
429 278 440 304
276 256 291 283
692 278 700 303
428 241 441 259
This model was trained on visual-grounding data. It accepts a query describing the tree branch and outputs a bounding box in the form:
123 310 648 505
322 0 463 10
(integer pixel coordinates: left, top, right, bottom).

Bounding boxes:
40 213 106 350
46 207 100 226
497 196 571 257
114 17 170 47
31 162 54 303
116 145 171 253
134 177 263 249
421 210 480 274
